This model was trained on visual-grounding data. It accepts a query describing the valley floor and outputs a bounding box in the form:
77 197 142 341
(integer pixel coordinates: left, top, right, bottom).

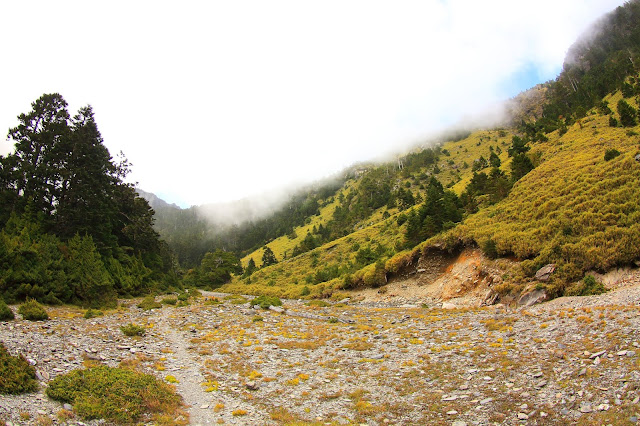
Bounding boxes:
2 286 640 425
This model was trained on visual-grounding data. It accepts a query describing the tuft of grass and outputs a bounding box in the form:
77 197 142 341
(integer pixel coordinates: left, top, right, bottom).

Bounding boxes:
120 323 146 337
252 295 282 309
225 294 248 304
83 309 103 319
306 299 330 307
165 375 179 383
46 366 184 424
161 297 178 305
18 299 49 321
0 342 38 394
137 296 162 311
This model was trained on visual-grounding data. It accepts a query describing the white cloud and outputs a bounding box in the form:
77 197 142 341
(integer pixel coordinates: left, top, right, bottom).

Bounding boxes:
0 0 625 207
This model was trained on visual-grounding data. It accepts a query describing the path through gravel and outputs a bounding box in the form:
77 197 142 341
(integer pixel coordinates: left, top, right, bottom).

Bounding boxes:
2 286 640 425
157 316 211 425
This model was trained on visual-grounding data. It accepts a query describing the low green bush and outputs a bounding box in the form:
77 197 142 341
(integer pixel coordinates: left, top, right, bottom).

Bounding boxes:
565 274 608 296
137 296 161 311
306 299 330 307
203 297 221 305
46 366 183 423
252 295 282 309
83 309 104 319
161 297 178 305
120 323 146 337
18 299 49 321
225 294 248 304
482 238 498 260
604 148 621 161
0 300 15 321
188 288 202 298
0 342 38 394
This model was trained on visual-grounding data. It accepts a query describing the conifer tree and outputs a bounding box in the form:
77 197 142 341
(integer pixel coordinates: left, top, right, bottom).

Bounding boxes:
261 246 277 267
65 235 116 308
617 99 638 127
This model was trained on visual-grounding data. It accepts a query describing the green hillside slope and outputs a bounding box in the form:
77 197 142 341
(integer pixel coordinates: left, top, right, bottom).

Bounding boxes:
218 1 640 300
441 94 640 296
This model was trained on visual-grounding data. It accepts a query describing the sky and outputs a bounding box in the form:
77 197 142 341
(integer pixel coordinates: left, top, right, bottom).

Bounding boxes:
0 0 626 208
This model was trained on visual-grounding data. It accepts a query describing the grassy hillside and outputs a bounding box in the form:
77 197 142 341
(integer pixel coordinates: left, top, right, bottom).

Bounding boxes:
440 92 640 296
216 1 640 301
221 86 639 300
221 127 516 298
242 181 355 266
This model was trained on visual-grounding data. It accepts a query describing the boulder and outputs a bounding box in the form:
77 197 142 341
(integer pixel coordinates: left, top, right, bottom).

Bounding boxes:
245 381 259 391
535 264 556 282
518 289 548 307
441 302 457 310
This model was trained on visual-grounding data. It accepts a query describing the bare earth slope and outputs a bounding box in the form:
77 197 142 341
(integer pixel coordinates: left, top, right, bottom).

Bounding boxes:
1 286 640 425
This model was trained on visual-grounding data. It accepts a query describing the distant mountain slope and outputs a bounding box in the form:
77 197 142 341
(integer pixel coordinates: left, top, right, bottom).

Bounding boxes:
136 188 181 211
218 1 640 301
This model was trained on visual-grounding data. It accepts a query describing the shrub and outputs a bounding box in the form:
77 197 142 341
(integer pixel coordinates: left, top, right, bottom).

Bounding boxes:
18 299 49 321
482 239 498 260
46 366 183 424
120 323 146 337
300 286 310 296
83 309 103 319
0 300 15 321
161 297 177 305
0 342 38 394
385 250 414 274
618 99 638 127
187 288 202 298
226 295 248 304
137 296 161 311
609 116 619 127
604 149 621 161
565 275 608 296
306 300 330 308
252 295 282 309
362 261 387 287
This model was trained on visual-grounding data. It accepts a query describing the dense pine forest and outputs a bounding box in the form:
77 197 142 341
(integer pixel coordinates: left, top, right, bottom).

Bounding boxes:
0 94 176 307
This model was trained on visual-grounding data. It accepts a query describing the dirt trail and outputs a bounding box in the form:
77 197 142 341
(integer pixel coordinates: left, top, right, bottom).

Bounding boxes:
155 311 212 425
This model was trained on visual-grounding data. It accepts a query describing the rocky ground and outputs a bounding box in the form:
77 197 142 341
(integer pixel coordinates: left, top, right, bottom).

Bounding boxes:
1 285 640 425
